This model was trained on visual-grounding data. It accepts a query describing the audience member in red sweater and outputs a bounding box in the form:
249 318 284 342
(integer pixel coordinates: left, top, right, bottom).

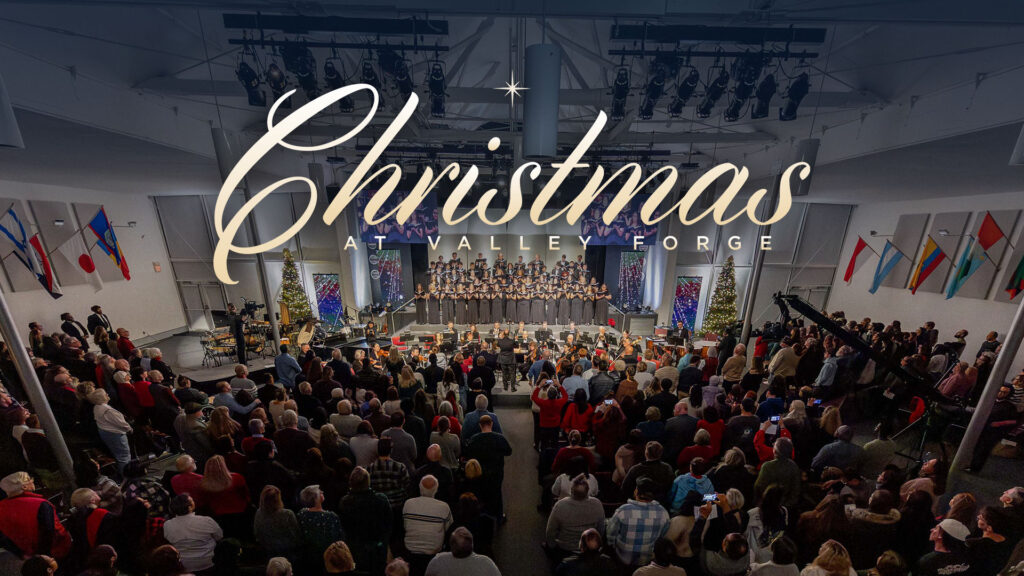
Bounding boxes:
115 328 135 358
552 430 597 475
170 454 205 506
697 406 726 456
532 380 568 448
561 389 594 435
199 455 250 538
677 428 717 472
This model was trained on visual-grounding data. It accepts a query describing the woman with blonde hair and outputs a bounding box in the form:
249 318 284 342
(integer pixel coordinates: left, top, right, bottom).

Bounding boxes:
89 388 132 475
397 365 420 400
254 485 300 562
819 405 842 437
206 405 241 442
801 540 857 576
323 540 355 574
199 455 250 537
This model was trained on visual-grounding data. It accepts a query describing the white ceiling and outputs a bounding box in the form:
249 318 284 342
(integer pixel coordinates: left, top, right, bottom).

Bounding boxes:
1 0 1023 200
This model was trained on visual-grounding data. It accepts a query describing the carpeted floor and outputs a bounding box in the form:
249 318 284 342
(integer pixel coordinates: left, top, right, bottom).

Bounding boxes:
491 406 553 576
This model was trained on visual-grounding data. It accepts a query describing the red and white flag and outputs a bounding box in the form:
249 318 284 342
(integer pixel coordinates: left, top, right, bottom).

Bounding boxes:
843 236 876 283
57 229 103 292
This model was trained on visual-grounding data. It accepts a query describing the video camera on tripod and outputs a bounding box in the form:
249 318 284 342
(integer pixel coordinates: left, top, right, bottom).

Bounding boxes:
241 299 265 318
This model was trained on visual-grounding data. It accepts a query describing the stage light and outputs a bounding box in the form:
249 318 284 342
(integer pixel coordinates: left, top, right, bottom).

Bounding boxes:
281 44 318 100
324 59 354 113
638 65 666 120
779 71 810 121
428 62 446 118
610 67 630 121
724 57 760 122
360 61 381 91
667 68 699 117
265 62 290 109
393 58 414 100
235 61 265 107
696 68 729 119
750 73 776 119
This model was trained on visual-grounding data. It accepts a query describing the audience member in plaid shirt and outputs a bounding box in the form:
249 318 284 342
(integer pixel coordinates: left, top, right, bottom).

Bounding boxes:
368 437 410 509
606 477 670 567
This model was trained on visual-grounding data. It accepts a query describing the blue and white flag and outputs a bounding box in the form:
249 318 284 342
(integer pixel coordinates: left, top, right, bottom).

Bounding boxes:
869 240 904 294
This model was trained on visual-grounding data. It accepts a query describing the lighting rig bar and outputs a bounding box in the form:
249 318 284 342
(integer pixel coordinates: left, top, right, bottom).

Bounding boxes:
228 39 450 52
610 24 826 45
608 48 817 59
223 14 449 36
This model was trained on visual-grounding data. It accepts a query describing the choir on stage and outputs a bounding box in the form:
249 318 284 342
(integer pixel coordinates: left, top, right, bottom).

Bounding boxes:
412 252 612 327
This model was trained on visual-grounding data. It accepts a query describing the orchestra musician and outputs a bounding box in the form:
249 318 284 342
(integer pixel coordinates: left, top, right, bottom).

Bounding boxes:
463 323 480 343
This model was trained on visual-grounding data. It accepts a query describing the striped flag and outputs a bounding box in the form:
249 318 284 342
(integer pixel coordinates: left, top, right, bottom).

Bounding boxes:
946 236 987 299
1006 252 1024 300
869 241 904 294
87 207 130 281
909 236 946 294
0 208 62 298
843 236 875 283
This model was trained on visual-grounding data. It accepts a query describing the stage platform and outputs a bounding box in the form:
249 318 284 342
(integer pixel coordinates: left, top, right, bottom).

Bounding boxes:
155 321 628 398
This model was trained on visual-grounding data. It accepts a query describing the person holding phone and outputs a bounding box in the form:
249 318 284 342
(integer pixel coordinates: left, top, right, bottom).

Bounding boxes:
753 418 793 467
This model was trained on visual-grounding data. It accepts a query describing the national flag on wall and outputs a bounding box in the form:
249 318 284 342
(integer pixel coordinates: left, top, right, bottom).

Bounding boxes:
1006 252 1024 300
57 229 103 292
977 211 1006 251
0 208 62 298
843 236 875 283
87 208 130 281
946 236 987 299
869 240 904 294
908 237 947 294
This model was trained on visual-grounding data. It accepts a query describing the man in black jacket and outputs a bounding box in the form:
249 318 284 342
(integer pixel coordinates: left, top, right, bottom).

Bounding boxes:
497 331 517 392
86 305 113 336
338 467 393 576
678 355 703 391
60 313 90 351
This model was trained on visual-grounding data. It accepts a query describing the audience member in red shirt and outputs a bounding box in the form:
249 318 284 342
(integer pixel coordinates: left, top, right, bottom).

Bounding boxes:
170 454 205 506
551 430 596 475
115 328 135 358
678 428 717 472
199 455 250 537
697 406 726 456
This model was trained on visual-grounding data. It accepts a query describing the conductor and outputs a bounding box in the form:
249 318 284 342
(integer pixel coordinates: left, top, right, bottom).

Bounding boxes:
497 330 518 393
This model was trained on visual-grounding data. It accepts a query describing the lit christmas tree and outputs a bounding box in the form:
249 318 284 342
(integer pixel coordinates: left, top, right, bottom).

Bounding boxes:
701 255 738 337
279 248 313 322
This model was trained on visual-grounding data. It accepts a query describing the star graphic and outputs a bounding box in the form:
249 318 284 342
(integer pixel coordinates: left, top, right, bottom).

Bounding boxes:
495 69 529 107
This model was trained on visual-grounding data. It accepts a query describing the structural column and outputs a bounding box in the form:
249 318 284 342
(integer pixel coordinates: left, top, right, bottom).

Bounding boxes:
210 128 281 351
0 286 74 483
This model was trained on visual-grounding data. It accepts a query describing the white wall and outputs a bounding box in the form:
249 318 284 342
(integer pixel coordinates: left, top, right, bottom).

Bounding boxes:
0 179 185 341
829 189 1024 375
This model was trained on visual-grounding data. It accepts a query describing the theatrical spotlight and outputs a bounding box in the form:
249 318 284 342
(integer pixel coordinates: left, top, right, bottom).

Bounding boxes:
610 67 630 121
780 72 810 121
724 58 761 122
324 59 354 113
638 65 666 120
696 68 729 118
266 62 290 108
361 61 381 91
393 59 414 100
281 44 318 100
235 61 265 107
667 68 699 117
750 74 776 119
428 62 446 118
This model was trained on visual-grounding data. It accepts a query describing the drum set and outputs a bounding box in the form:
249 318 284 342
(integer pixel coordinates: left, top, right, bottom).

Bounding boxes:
200 320 273 367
